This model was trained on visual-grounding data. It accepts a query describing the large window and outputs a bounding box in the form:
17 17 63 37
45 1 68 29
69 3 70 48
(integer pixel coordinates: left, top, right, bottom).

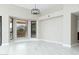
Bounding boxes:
16 19 28 37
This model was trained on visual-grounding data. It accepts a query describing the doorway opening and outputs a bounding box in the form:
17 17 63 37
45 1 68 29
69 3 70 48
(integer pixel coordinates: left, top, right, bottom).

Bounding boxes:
77 16 79 41
71 13 79 45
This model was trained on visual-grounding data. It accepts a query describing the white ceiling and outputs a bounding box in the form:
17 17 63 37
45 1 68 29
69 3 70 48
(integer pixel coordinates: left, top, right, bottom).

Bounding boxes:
15 4 63 15
15 4 63 10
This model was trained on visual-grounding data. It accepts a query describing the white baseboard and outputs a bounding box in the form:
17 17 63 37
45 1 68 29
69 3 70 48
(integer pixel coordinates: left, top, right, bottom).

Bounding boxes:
42 39 72 48
3 39 78 48
62 44 71 48
2 43 9 46
62 43 79 48
2 39 40 46
42 39 62 45
13 38 41 43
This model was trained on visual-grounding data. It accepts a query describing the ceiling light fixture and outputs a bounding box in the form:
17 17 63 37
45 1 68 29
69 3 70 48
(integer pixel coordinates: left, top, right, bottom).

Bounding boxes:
31 4 40 15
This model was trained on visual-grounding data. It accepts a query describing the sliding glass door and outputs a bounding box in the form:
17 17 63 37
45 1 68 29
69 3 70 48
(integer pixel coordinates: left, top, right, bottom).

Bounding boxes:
16 19 28 38
31 21 36 38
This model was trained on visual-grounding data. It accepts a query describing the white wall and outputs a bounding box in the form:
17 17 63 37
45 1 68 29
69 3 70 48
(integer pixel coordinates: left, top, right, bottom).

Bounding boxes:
0 4 31 45
38 10 72 47
38 16 63 44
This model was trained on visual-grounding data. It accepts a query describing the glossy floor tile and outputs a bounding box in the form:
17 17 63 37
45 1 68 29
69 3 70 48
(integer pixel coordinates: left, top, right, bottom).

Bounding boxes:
0 40 79 55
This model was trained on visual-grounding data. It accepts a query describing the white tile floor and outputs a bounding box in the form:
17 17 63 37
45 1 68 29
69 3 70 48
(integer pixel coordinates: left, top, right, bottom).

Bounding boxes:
0 40 79 55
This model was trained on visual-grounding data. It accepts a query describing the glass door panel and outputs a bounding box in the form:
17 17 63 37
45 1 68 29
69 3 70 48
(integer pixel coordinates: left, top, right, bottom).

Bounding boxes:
16 19 28 38
31 21 36 38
